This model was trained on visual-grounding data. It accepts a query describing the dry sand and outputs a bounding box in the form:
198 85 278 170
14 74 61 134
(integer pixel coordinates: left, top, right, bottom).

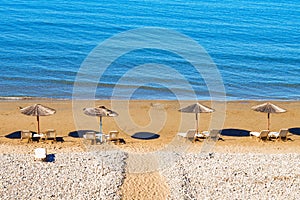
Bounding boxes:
0 99 300 199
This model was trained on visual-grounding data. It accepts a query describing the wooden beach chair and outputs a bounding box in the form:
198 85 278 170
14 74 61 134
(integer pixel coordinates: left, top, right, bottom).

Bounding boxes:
45 129 57 143
177 129 197 141
250 130 270 141
83 131 96 145
206 129 222 141
106 130 120 144
268 129 289 141
20 130 32 143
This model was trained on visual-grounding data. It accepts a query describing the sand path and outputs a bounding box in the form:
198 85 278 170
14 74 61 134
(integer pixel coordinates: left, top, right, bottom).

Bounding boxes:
121 171 170 200
120 150 171 199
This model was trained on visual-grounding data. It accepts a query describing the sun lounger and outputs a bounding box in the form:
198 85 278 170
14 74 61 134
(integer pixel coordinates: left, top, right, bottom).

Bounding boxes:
206 129 222 141
177 129 197 141
250 130 270 141
95 133 105 143
106 130 120 144
45 129 57 143
34 148 47 161
83 131 96 144
269 129 289 141
21 130 32 143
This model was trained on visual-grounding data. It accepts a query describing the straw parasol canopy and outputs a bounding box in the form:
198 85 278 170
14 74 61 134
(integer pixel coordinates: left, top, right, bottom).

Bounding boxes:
251 102 286 130
20 104 56 134
83 106 118 135
179 103 215 134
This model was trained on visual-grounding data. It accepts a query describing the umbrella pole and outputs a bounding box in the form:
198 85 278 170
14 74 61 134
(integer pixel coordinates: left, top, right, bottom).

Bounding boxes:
99 116 103 134
267 113 270 130
196 113 198 134
37 115 40 134
99 116 103 142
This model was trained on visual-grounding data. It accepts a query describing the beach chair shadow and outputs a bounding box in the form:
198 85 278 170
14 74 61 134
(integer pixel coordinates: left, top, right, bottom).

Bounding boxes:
55 137 64 142
119 138 126 144
131 132 160 140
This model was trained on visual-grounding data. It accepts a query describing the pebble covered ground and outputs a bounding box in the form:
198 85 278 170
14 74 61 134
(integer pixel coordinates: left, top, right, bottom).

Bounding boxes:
0 150 127 200
1 142 300 200
162 153 300 200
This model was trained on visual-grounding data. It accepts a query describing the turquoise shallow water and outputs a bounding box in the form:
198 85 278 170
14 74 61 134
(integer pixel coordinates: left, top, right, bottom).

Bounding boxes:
0 0 299 100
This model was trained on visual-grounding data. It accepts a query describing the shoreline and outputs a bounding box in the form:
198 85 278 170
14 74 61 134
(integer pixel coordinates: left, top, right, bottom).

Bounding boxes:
1 96 300 102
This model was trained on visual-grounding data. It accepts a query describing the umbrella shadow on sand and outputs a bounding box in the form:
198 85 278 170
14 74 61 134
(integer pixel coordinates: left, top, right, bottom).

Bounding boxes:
288 128 300 136
5 131 23 139
131 132 160 140
220 129 250 137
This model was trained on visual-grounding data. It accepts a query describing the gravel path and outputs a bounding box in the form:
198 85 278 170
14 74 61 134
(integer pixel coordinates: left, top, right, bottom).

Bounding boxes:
0 150 127 200
162 153 300 200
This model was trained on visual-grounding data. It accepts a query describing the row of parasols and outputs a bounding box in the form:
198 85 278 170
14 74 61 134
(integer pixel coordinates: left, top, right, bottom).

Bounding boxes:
19 102 286 135
19 104 118 134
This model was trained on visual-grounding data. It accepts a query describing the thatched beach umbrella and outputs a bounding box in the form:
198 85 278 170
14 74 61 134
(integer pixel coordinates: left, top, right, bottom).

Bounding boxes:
251 102 286 130
83 106 118 136
20 104 56 134
179 103 215 134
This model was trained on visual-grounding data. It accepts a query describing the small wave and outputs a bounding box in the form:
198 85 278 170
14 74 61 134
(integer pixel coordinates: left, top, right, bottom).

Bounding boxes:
0 96 34 100
0 96 69 101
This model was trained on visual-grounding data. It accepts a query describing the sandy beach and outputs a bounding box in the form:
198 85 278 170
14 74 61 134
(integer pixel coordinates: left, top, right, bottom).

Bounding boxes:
0 99 300 199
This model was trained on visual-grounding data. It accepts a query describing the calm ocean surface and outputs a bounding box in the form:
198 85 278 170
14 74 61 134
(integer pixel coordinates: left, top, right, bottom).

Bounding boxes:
0 0 299 100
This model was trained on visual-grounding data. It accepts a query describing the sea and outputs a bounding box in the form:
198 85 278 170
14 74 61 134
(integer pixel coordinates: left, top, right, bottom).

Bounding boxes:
0 0 299 101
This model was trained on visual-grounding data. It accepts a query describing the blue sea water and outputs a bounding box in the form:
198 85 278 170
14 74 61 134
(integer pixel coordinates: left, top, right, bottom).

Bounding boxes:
0 0 299 100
